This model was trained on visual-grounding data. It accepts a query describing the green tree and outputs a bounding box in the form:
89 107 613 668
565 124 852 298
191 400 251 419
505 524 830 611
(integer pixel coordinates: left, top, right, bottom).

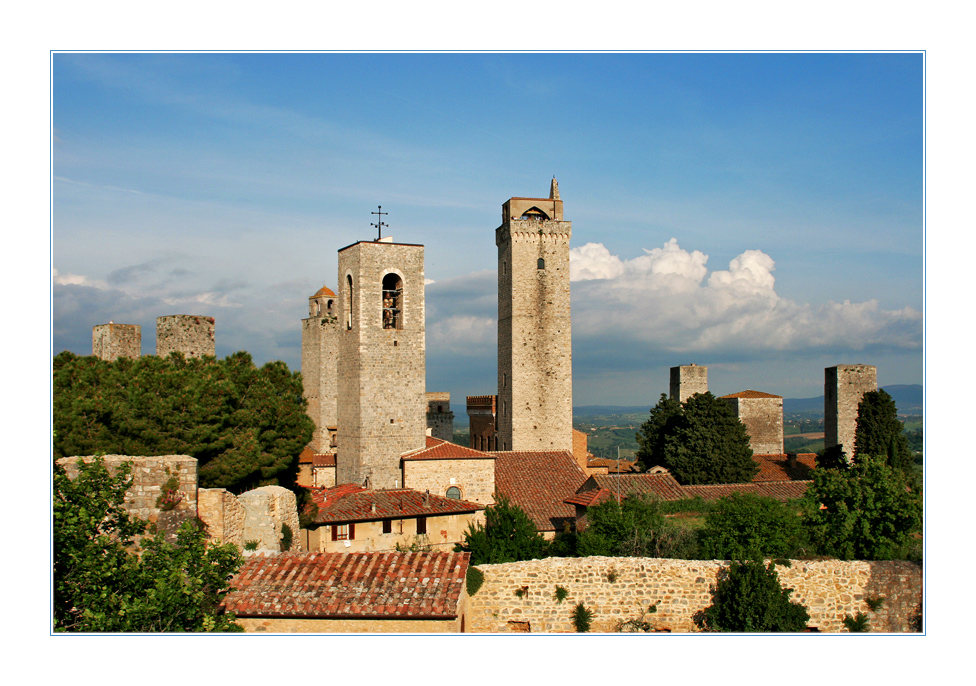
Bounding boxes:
700 559 810 632
854 390 914 475
807 452 922 560
53 351 314 491
635 392 758 484
54 457 243 632
699 493 809 561
455 495 548 565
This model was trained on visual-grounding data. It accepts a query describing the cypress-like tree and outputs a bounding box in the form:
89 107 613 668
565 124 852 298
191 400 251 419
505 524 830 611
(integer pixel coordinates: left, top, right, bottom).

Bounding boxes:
854 389 914 474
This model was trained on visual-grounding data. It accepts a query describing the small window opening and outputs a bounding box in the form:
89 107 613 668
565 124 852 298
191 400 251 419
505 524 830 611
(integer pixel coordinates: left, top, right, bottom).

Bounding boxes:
537 258 546 270
382 519 392 534
446 486 461 500
326 299 334 315
382 273 403 329
417 516 427 535
345 275 353 330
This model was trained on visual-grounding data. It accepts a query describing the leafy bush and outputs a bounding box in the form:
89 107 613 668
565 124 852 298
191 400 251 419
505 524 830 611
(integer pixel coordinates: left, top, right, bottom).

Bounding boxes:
843 612 870 632
455 495 547 565
465 566 484 596
280 523 293 552
698 493 808 560
572 602 594 632
244 540 259 551
156 475 182 512
553 585 569 603
700 559 809 632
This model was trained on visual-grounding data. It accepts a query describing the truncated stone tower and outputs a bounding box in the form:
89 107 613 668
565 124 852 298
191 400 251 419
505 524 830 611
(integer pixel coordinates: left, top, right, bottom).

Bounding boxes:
302 286 340 453
670 364 708 403
337 238 426 488
825 364 878 459
92 322 141 361
721 390 784 455
156 315 215 358
426 392 454 443
496 178 573 452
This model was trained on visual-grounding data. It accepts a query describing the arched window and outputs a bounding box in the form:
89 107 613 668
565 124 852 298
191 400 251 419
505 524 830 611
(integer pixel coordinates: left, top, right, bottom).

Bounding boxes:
446 486 461 500
326 299 334 315
382 273 403 329
345 275 353 330
537 258 546 270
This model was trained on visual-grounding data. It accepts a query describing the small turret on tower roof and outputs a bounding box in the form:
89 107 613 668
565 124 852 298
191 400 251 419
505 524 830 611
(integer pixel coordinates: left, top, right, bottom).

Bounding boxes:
549 177 560 201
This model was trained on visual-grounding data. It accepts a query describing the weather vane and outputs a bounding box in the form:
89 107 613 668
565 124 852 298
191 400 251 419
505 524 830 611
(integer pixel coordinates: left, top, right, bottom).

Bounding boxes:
371 205 388 241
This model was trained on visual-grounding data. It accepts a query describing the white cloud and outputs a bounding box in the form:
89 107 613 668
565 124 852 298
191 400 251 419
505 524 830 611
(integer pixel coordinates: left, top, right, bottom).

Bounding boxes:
427 315 496 357
52 267 108 290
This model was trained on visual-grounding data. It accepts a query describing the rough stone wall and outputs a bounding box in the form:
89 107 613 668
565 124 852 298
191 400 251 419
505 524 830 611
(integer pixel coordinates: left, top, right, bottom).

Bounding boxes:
825 365 878 457
337 241 427 489
301 307 339 453
92 323 141 360
156 314 215 358
197 487 246 546
402 458 496 506
728 396 784 455
426 392 455 442
497 214 573 452
467 395 497 451
313 465 337 488
304 511 481 554
57 454 197 523
465 557 921 633
239 486 301 553
670 365 707 403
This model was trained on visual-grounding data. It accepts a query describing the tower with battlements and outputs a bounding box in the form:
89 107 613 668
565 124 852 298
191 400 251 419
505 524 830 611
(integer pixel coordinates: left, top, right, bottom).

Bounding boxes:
496 178 573 452
302 286 340 453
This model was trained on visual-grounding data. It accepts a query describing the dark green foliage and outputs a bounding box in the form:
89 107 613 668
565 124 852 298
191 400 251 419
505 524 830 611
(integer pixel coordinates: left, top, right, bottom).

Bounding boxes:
699 493 809 560
614 603 658 632
843 612 870 632
244 540 259 551
53 351 314 492
700 559 809 632
572 602 593 632
865 596 885 611
54 457 243 632
156 475 182 511
576 493 701 559
455 495 548 565
807 452 922 560
855 390 914 475
280 523 293 552
635 392 758 484
554 585 569 603
465 566 485 596
817 444 849 471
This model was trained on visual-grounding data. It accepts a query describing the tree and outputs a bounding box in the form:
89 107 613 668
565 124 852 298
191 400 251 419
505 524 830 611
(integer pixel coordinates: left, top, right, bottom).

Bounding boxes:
700 559 809 632
455 495 548 565
698 492 809 561
54 457 243 632
53 351 314 492
635 392 758 484
576 493 688 557
806 452 922 560
855 390 914 475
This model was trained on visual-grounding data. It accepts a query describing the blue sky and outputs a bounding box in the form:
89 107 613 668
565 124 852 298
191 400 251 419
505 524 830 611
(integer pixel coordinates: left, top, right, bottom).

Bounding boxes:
52 52 923 407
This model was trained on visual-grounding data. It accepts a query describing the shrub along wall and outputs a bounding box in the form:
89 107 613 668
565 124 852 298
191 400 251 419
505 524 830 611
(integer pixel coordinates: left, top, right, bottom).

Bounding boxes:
465 557 921 633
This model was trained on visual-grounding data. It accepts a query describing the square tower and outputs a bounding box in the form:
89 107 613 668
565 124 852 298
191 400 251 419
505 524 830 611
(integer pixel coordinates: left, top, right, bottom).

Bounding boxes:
825 364 878 458
426 392 455 443
156 315 215 358
302 286 340 454
336 238 426 489
721 390 784 455
496 178 573 452
92 322 141 361
670 364 708 403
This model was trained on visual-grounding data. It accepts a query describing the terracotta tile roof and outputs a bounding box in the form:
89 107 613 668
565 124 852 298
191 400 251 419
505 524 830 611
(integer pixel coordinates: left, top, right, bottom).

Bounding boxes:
720 390 783 399
587 457 639 473
299 446 337 467
311 486 483 524
313 286 336 298
223 551 469 620
752 453 816 482
565 487 619 508
491 450 588 532
577 473 689 501
682 481 812 502
401 436 495 461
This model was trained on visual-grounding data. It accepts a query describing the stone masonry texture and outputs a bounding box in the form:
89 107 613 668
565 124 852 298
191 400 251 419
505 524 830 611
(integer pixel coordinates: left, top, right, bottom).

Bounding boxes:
670 364 708 402
197 487 246 547
238 485 301 553
465 557 921 633
302 290 340 453
155 314 215 358
337 240 426 489
722 392 784 455
92 323 141 360
426 392 455 442
825 364 878 457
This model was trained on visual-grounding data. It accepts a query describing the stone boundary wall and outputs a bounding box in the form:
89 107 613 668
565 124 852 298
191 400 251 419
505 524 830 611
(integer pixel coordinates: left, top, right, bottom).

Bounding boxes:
466 557 921 633
197 488 246 546
239 486 301 553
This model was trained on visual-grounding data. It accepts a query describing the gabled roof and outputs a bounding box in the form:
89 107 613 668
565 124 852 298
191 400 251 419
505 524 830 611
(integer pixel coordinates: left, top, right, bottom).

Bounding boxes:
587 457 639 473
310 486 483 525
491 450 587 532
223 551 469 620
401 436 495 461
682 481 812 502
577 473 689 502
299 445 337 467
720 390 783 399
752 453 816 482
565 487 619 508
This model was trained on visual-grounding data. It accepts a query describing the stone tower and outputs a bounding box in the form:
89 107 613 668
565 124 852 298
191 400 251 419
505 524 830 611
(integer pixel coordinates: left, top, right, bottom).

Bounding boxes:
92 322 141 361
426 392 454 443
302 286 340 454
156 315 215 358
825 364 878 459
336 237 426 489
496 178 573 452
670 364 707 403
721 390 784 455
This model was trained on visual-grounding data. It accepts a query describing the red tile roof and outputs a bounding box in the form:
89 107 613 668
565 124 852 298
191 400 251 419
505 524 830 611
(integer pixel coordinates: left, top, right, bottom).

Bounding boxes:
720 390 783 399
682 481 812 502
299 446 337 467
577 473 689 501
587 457 639 473
310 487 483 524
401 436 496 461
223 551 469 620
491 450 588 532
565 487 619 508
752 453 816 482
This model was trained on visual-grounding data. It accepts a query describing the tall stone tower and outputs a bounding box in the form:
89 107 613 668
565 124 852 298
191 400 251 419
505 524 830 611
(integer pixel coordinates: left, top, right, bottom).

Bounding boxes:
670 364 707 403
496 178 573 452
92 322 141 361
825 364 878 459
156 315 215 358
336 237 426 489
301 286 340 453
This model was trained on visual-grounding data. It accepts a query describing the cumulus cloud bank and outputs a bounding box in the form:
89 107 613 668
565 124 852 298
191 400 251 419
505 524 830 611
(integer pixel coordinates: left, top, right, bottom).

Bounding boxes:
569 240 921 354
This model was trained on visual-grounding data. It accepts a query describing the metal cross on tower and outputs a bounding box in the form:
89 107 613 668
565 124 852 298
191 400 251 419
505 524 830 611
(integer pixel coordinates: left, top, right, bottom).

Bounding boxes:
371 205 388 241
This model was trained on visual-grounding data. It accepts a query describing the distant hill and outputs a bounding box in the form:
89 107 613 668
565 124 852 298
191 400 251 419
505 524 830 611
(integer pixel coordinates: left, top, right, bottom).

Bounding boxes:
573 405 652 416
783 384 922 418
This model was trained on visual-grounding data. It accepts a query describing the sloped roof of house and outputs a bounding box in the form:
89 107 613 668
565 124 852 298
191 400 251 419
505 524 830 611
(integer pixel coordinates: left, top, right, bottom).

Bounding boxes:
299 446 337 467
491 450 587 532
223 551 469 620
752 453 816 482
682 481 812 502
401 436 495 461
577 473 689 502
586 457 639 473
310 486 483 525
720 390 783 399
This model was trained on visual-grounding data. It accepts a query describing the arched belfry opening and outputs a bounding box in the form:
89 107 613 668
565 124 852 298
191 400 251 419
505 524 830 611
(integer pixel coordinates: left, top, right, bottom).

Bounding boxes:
382 273 403 329
520 206 550 221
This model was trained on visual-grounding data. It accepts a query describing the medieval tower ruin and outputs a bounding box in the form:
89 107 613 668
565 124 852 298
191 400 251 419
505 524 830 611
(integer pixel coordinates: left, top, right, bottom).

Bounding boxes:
301 286 340 454
156 315 215 358
92 322 141 361
721 390 784 455
670 364 708 402
824 364 877 459
496 178 573 452
336 238 427 489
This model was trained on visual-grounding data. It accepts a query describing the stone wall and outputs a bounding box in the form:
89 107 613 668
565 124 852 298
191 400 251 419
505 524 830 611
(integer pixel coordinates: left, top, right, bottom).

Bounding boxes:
670 364 707 402
467 395 497 451
156 314 215 358
825 364 877 457
465 557 921 633
92 323 141 360
723 392 784 455
402 456 496 506
301 291 339 454
426 392 455 442
197 488 246 546
239 486 301 553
